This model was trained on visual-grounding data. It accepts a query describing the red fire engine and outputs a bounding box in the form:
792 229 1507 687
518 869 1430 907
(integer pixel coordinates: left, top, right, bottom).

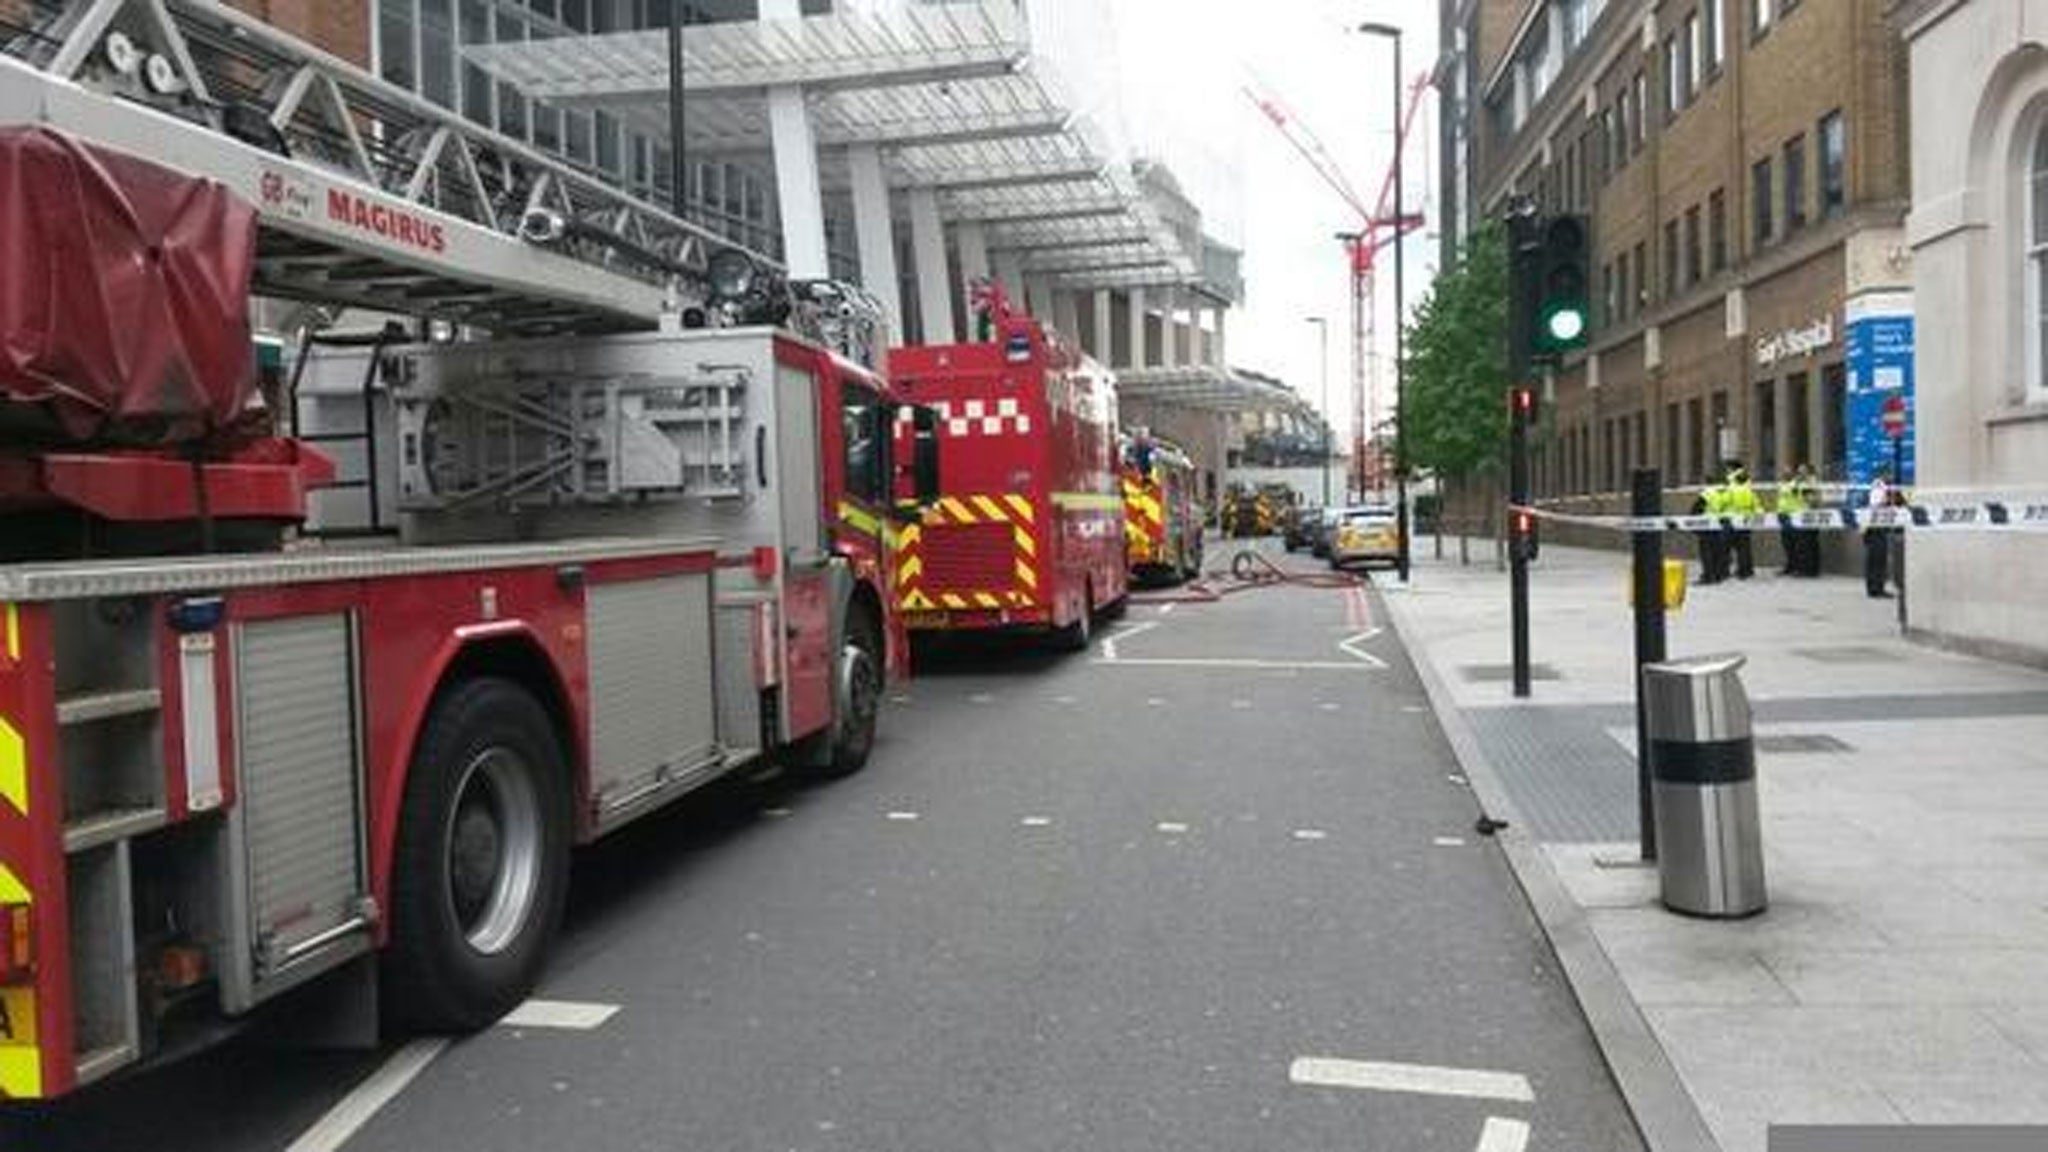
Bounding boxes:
888 285 1127 648
0 0 935 1101
1120 432 1205 585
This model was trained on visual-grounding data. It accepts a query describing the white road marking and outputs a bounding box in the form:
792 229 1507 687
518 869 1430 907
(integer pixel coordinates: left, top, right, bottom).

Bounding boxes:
1447 774 1468 786
282 1039 450 1152
1099 657 1380 672
1288 1057 1535 1103
1021 816 1052 827
1318 702 1341 712
890 694 912 705
1101 620 1161 662
969 693 994 705
1146 697 1167 707
1157 821 1189 834
1231 699 1252 710
1402 705 1428 714
499 999 620 1031
1292 829 1328 841
1053 695 1077 705
887 811 920 822
761 807 793 818
1476 1116 1532 1152
1159 603 1177 615
1434 836 1467 847
1337 628 1390 668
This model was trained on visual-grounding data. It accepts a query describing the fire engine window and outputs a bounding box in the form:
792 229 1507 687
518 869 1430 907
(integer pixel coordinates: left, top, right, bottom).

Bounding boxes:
842 382 886 503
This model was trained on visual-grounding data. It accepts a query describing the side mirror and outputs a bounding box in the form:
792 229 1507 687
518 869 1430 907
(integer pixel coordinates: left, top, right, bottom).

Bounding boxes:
911 405 941 505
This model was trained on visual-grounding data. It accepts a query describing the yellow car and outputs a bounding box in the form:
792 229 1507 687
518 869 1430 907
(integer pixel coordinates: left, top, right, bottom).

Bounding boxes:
1330 505 1401 570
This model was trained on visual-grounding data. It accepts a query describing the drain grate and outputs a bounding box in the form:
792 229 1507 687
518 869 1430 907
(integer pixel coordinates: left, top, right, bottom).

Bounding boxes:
1757 734 1853 754
1790 645 1898 665
1461 663 1563 683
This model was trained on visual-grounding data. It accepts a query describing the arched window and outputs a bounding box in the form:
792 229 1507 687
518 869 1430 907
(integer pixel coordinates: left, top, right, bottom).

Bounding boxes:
2029 120 2048 397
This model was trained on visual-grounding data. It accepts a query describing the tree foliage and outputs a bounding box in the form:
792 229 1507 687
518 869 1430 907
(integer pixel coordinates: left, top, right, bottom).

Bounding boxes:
1402 223 1509 487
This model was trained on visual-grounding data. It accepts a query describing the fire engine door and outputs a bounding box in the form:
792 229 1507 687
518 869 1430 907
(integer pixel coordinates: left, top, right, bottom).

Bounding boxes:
774 362 832 740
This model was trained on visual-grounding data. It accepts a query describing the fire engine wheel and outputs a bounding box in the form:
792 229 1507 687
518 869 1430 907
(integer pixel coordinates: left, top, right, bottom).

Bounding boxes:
387 678 571 1032
803 609 882 779
1053 588 1094 651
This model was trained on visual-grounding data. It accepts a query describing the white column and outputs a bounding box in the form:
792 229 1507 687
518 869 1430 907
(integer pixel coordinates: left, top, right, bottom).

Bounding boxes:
1023 275 1050 319
1211 307 1228 369
956 221 990 334
1092 290 1114 362
1127 286 1147 369
1053 290 1080 341
992 252 1025 310
846 144 900 337
1161 290 1180 369
907 186 954 344
763 0 827 279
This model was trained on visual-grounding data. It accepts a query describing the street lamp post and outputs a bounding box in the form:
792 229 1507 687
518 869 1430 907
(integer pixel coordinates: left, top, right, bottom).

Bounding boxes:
1359 21 1409 584
1306 316 1331 506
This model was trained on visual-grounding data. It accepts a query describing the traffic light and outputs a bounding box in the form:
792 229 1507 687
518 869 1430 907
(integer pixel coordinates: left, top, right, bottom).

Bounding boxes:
1534 215 1590 356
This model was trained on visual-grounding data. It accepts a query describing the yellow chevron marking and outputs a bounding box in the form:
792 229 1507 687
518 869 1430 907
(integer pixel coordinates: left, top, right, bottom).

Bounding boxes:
2 605 16 663
1004 495 1035 523
0 1045 42 1100
901 590 936 611
0 864 27 906
940 497 977 525
1052 492 1125 513
1016 562 1039 590
1013 526 1037 558
975 593 1002 609
972 495 1009 523
0 719 22 819
837 502 880 537
940 593 970 610
895 556 924 585
896 524 921 548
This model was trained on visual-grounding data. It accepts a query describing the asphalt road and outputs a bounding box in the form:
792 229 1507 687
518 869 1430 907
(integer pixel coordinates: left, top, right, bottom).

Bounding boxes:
10 546 1644 1152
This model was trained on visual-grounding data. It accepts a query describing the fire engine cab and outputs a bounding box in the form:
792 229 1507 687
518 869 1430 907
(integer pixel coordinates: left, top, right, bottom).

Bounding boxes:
0 0 935 1100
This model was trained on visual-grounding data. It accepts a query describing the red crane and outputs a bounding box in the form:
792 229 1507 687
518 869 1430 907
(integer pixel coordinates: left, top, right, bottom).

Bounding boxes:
1243 69 1429 499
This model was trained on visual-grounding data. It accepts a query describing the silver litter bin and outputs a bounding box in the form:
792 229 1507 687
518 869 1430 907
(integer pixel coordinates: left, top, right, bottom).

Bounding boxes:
1645 654 1767 917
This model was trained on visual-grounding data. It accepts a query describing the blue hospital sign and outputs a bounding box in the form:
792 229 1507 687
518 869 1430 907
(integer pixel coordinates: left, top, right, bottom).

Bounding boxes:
1844 296 1915 486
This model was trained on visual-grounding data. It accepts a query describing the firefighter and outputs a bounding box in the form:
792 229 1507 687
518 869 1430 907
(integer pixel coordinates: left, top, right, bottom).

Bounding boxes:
1864 467 1898 598
1778 463 1822 577
1695 469 1730 585
1724 463 1761 580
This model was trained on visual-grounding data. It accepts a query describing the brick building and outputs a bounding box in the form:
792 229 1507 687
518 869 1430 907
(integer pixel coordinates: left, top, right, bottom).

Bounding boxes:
1438 0 1912 496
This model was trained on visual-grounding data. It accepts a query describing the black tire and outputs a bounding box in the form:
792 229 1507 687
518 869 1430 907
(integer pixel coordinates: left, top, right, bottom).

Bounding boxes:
386 678 571 1032
804 607 882 779
1053 585 1094 651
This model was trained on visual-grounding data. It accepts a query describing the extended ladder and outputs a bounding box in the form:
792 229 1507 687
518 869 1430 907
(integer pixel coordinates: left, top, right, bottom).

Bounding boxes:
0 0 778 334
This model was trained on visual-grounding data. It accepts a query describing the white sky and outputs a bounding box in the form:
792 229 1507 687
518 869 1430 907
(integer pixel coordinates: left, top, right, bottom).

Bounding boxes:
1101 0 1442 436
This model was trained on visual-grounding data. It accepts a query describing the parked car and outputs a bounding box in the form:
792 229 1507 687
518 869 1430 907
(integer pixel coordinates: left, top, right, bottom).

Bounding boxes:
1283 505 1322 552
1330 504 1401 569
1311 506 1343 558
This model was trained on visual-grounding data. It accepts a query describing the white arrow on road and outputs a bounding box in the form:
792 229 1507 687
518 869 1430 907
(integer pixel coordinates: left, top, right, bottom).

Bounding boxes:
1338 628 1389 668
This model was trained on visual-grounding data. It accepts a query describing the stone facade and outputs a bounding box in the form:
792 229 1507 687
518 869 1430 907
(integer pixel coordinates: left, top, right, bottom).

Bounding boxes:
1897 0 2048 665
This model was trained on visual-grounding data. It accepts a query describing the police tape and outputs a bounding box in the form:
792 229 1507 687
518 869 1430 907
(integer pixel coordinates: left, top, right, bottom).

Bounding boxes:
1513 500 2048 534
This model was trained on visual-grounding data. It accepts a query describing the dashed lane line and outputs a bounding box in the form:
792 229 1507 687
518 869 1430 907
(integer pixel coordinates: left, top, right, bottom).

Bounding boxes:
1288 1057 1535 1103
1435 836 1468 847
886 811 921 822
1476 1116 1533 1152
1156 821 1190 834
1292 829 1329 841
282 1039 450 1152
1021 816 1052 827
1099 657 1381 672
498 999 620 1031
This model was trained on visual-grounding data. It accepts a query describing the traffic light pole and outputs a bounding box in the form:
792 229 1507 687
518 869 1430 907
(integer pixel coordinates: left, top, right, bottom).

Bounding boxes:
1510 385 1533 699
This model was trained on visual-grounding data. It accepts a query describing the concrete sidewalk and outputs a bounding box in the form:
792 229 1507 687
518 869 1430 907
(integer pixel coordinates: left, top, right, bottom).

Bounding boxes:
1380 543 2048 1152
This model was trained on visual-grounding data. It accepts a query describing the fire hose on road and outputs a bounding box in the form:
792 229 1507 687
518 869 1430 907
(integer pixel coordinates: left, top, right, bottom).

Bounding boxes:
1131 548 1366 604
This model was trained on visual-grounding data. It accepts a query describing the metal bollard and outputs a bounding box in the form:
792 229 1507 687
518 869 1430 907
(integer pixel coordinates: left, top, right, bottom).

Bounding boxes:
1644 654 1767 917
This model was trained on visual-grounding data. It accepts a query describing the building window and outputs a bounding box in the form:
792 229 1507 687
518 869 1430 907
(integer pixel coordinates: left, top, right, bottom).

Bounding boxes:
1603 262 1616 328
1784 134 1808 233
1755 379 1778 479
1822 364 1848 478
1709 189 1728 270
1633 72 1648 152
1617 250 1631 321
1753 156 1774 245
1753 0 1774 36
1634 240 1648 309
379 0 416 90
1685 12 1702 95
459 0 494 127
1788 371 1812 471
1819 110 1847 218
1685 205 1703 285
1703 0 1724 73
2028 120 2048 398
1664 219 1680 298
1664 35 1681 119
1688 397 1706 482
419 0 455 110
1666 403 1681 479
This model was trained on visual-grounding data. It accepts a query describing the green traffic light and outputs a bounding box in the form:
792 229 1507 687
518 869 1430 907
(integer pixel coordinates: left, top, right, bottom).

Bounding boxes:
1545 305 1586 344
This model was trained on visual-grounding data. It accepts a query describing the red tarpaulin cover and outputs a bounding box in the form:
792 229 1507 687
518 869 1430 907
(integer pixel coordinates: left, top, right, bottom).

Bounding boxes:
0 125 258 447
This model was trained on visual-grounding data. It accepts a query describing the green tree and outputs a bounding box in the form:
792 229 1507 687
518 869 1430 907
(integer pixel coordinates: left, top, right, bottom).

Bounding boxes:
1402 222 1510 562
